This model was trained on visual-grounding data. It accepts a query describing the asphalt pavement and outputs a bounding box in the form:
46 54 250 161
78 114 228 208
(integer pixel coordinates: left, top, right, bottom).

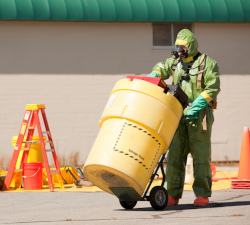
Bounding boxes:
0 187 250 225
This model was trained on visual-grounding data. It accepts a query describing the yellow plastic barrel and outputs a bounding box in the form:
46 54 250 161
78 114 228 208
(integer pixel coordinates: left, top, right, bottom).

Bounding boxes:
13 136 46 169
83 78 183 196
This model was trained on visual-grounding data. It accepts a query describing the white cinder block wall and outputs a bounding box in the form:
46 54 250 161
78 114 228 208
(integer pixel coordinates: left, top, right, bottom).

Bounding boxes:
0 21 249 168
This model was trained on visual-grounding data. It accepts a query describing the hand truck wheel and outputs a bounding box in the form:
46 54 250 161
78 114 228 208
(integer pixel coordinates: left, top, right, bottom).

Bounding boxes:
149 186 168 210
119 200 137 209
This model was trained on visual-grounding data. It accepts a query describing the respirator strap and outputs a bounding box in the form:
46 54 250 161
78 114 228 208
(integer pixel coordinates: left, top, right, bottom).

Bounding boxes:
178 60 194 86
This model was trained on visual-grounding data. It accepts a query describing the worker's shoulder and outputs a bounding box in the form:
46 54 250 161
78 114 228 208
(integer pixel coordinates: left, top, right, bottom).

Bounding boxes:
164 57 176 64
198 53 218 67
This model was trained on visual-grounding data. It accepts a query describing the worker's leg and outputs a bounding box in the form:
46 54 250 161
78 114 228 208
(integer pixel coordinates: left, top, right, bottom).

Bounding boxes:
165 118 189 199
188 107 214 197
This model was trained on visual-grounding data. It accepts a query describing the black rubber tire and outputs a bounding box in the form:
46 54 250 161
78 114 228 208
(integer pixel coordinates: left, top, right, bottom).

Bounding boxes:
149 186 168 210
119 200 137 209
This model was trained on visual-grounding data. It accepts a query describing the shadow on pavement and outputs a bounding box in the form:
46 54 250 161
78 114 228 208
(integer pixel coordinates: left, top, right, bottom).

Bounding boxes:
114 201 250 211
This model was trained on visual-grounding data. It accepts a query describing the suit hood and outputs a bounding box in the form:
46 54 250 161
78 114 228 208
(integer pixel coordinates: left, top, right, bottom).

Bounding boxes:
175 29 199 58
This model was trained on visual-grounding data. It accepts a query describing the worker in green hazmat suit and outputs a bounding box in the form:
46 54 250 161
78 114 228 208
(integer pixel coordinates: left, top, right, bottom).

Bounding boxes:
148 29 220 206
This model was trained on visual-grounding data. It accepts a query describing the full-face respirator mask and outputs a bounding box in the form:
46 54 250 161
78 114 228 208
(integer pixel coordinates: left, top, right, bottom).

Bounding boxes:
171 44 191 84
171 45 189 59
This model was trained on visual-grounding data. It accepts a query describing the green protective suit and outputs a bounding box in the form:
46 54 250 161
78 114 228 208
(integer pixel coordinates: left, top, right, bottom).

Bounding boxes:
151 29 220 198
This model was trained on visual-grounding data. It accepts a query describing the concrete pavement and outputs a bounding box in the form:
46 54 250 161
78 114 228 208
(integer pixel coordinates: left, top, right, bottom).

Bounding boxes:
0 188 250 225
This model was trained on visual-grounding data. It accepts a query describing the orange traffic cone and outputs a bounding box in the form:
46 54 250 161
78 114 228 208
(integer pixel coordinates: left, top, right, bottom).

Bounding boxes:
231 127 250 189
238 127 250 180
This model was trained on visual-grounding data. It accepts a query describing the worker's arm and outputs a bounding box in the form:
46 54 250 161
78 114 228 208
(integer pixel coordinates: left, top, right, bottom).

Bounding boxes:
148 58 176 80
186 59 220 120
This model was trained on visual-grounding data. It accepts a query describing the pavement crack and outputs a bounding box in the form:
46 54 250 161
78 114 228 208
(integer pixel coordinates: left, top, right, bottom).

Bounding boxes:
218 194 250 202
152 210 183 219
152 215 162 219
2 217 163 224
